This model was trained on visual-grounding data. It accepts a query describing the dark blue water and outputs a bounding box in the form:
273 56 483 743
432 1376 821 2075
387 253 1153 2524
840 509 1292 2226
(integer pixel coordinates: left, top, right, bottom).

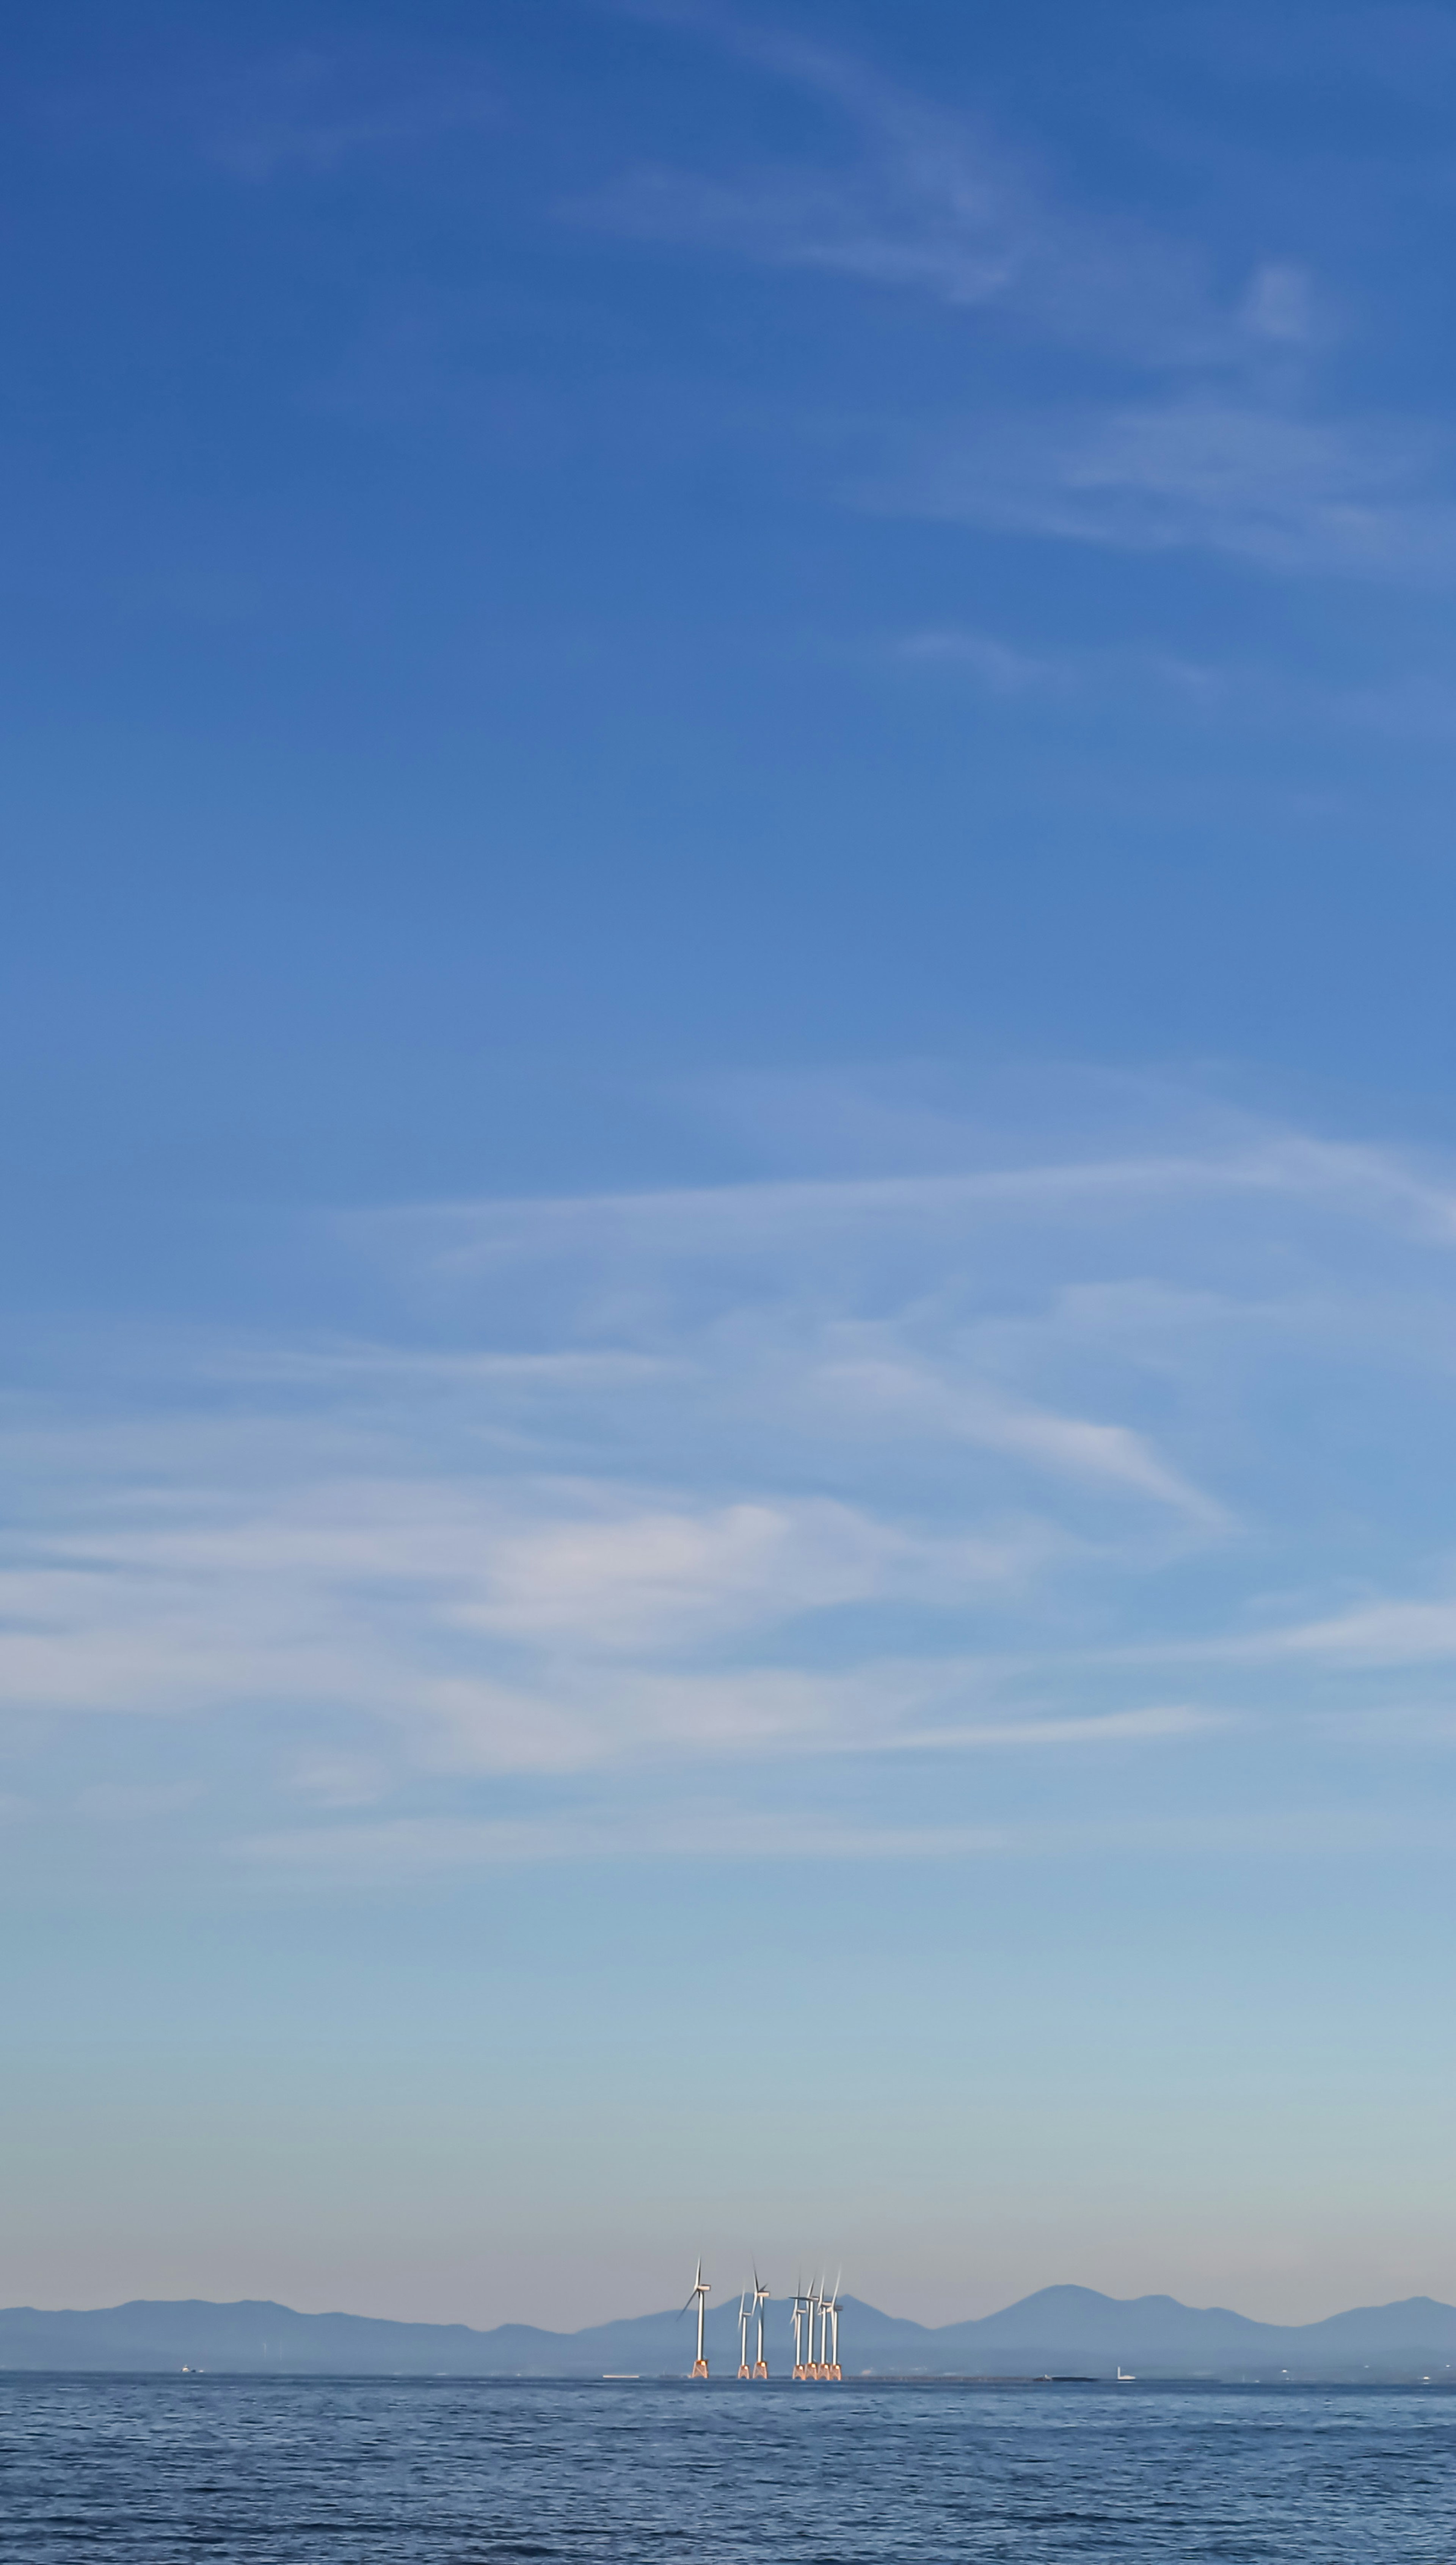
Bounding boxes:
2 2376 1452 2562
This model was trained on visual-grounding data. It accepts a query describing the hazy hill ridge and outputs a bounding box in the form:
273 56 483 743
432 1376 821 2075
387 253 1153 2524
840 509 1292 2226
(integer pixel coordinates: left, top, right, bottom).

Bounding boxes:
3 2287 1454 2378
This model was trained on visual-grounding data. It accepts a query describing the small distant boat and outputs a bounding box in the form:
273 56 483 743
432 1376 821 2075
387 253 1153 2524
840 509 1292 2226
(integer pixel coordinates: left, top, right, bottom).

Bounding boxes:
1116 2367 1136 2382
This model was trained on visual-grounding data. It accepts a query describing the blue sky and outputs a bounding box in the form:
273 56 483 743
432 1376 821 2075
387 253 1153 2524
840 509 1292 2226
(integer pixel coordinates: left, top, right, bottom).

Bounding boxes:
6 0 1456 2331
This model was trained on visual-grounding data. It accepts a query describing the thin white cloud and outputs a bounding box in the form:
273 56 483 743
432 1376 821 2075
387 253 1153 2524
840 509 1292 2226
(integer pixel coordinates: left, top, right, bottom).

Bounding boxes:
48 37 500 181
893 628 1456 743
195 47 499 181
358 1129 1456 1271
813 1356 1224 1523
233 1793 1456 1882
221 1344 674 1391
884 399 1456 579
581 16 1456 583
1250 1597 1456 1667
13 1092 1456 1864
1055 1589 1456 1677
893 628 1065 697
0 1476 1124 1772
0 1478 1033 1680
289 1750 394 1808
451 1497 894 1651
878 1705 1219 1752
1239 261 1326 350
234 1810 1017 1880
582 10 1252 369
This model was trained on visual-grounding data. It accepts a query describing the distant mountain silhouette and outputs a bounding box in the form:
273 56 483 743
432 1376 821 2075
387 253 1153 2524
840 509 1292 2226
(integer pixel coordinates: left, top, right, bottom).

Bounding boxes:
3 2286 1454 2377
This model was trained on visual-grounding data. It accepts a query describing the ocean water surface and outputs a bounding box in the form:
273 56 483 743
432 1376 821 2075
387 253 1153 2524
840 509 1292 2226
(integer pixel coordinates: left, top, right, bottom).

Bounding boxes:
1 2375 1451 2562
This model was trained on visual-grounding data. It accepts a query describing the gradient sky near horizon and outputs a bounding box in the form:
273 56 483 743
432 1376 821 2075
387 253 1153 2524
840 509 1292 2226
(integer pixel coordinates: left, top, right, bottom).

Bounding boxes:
6 0 1456 2334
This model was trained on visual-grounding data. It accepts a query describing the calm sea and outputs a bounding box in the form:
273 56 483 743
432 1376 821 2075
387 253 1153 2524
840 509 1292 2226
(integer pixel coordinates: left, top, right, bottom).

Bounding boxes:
1 2375 1451 2562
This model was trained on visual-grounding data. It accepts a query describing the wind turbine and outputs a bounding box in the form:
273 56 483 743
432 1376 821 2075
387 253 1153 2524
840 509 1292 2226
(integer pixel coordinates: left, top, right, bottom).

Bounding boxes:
751 2272 771 2378
824 2273 843 2379
683 2260 711 2378
790 2280 807 2379
737 2292 751 2380
809 2278 825 2378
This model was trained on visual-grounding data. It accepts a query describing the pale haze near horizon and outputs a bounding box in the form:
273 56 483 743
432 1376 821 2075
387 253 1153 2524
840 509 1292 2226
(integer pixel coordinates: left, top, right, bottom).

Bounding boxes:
5 0 1456 2335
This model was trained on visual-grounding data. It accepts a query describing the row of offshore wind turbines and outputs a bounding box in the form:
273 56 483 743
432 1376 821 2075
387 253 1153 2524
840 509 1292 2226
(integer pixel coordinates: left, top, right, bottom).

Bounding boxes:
683 2261 844 2380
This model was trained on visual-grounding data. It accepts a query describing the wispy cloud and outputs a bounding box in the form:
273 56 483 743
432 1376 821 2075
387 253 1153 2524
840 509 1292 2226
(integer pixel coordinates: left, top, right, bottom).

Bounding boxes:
233 1788 1456 1884
892 629 1456 742
49 39 499 182
881 399 1456 577
235 1808 1020 1880
0 1477 1107 1764
359 1125 1456 1281
583 8 1249 367
811 1355 1225 1523
1247 1596 1456 1667
11 1085 1456 1868
893 629 1067 698
581 11 1456 581
205 52 499 181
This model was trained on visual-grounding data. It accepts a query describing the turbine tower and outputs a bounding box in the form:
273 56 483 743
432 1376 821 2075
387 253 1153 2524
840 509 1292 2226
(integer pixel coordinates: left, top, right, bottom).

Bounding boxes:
751 2273 770 2378
684 2260 711 2379
824 2275 843 2379
790 2284 808 2380
737 2292 751 2380
809 2280 825 2378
